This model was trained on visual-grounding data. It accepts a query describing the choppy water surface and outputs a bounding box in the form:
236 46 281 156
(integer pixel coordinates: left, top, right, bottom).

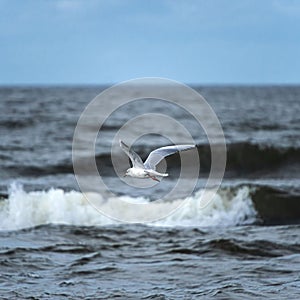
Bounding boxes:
1 225 300 299
0 85 300 298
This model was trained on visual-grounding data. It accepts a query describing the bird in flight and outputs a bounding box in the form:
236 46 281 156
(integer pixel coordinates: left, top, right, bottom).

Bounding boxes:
119 140 195 182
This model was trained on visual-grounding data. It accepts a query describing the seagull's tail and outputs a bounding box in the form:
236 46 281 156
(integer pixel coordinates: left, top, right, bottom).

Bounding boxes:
148 170 168 177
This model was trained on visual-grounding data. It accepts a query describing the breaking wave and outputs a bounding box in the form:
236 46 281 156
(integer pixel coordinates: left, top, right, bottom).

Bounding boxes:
0 184 257 231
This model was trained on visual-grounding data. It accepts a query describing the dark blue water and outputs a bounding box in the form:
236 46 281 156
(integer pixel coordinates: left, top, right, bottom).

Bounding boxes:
0 86 299 298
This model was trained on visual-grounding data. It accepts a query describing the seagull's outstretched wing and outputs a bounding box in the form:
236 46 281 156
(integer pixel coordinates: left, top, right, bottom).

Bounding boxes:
119 140 145 169
144 144 195 170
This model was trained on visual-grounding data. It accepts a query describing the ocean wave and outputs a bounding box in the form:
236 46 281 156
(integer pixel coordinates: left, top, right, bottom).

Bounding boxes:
225 142 300 174
0 184 257 231
252 185 300 225
4 142 299 178
178 142 300 174
81 142 300 179
77 142 300 176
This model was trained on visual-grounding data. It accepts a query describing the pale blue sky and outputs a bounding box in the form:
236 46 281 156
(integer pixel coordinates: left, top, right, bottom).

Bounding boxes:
1 0 300 85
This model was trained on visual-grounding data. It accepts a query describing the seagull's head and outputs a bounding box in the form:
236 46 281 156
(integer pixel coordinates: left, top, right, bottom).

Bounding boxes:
124 168 133 177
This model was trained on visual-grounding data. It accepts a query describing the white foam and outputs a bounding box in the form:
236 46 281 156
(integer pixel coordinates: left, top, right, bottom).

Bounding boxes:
0 183 257 230
156 186 257 227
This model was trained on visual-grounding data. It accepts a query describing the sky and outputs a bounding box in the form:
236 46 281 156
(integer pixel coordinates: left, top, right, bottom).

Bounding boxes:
0 0 300 85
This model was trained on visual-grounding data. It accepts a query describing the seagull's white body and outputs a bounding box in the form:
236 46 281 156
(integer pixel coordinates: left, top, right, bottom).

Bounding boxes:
125 167 168 179
119 140 195 182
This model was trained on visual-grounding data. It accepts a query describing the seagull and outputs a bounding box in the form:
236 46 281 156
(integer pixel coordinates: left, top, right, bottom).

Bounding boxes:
120 140 195 182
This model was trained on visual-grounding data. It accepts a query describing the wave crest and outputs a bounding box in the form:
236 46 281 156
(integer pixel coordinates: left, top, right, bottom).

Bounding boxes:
0 184 256 230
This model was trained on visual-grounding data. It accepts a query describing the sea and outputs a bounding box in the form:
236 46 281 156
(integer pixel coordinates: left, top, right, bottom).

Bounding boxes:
0 85 299 299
